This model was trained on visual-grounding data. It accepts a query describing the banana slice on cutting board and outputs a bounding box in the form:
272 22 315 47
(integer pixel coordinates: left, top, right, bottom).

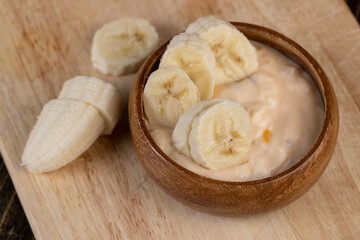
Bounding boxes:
22 76 122 173
160 33 216 100
143 67 200 128
186 15 258 85
189 100 252 170
172 98 225 157
91 18 159 76
58 76 123 134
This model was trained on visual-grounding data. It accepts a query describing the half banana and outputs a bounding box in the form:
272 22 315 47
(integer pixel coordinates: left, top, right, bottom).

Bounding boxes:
143 67 200 128
160 33 216 100
22 99 105 173
186 15 258 85
22 76 123 173
91 18 159 76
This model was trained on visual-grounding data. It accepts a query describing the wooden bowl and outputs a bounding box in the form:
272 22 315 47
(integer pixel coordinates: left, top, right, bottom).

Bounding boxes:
129 22 339 215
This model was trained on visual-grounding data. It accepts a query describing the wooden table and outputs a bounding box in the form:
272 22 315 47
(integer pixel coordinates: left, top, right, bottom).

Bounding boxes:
0 155 34 239
0 0 359 239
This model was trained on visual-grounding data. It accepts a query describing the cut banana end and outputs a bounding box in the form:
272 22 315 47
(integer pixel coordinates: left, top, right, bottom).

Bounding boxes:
160 33 216 100
143 67 201 128
172 98 225 157
22 76 123 173
186 15 258 85
189 100 252 170
22 99 105 174
91 18 159 76
58 76 123 134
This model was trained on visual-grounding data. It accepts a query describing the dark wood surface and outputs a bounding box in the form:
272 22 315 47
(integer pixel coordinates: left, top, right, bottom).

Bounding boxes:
0 156 35 240
348 0 360 21
0 1 358 239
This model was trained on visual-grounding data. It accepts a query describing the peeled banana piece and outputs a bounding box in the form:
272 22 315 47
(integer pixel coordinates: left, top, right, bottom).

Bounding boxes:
186 15 258 85
22 76 122 173
91 18 159 76
22 100 105 173
160 33 216 100
58 76 123 134
172 98 225 157
189 100 252 170
143 67 200 128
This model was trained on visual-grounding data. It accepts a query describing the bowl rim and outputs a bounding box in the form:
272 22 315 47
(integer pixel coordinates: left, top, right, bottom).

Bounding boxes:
134 22 332 186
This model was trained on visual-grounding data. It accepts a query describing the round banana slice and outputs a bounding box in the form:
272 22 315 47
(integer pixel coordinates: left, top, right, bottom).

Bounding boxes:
172 98 225 157
160 33 216 100
58 76 123 135
186 15 258 85
91 18 159 76
189 100 252 170
143 67 201 128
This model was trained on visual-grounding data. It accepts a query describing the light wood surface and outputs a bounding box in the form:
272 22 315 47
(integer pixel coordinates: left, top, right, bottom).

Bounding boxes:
0 0 359 239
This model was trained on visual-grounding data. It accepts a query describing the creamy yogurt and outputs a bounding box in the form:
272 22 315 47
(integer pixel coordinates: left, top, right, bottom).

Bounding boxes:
148 42 324 182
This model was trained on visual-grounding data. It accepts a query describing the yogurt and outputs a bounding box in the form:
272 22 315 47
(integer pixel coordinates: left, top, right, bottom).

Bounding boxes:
148 42 324 182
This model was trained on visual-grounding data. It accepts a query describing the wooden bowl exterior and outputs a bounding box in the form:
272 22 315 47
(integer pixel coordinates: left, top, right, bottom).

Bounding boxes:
129 23 339 215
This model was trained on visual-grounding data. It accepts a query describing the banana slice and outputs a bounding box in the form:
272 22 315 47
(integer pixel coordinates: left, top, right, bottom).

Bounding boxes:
186 15 258 85
58 76 123 134
143 67 200 128
91 18 159 76
189 100 252 170
160 33 216 100
22 99 105 173
172 98 225 157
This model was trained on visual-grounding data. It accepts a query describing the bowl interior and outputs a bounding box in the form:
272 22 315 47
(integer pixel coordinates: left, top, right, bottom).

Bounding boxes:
136 22 331 185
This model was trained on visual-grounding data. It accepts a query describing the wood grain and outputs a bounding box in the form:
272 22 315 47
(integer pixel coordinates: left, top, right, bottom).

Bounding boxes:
0 0 359 239
129 23 339 215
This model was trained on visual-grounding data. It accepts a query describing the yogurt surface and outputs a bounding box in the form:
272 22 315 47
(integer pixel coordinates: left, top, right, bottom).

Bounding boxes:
148 42 324 182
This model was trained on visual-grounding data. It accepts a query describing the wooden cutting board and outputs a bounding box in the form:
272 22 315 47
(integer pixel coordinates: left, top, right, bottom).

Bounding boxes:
0 0 359 239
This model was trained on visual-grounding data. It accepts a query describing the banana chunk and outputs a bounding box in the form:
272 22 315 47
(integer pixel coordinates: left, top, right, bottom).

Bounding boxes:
160 33 216 100
91 18 159 76
189 100 252 170
22 76 123 173
172 98 225 157
22 99 105 173
143 67 200 128
58 76 123 134
186 15 258 85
